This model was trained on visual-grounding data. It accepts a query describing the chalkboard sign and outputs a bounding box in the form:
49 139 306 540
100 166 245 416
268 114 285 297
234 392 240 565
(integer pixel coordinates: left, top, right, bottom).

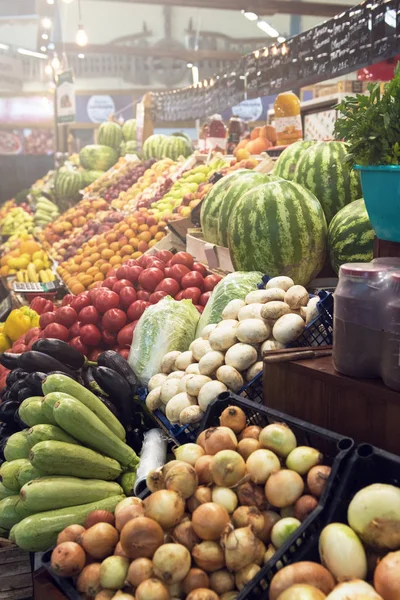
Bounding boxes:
298 28 314 81
313 20 332 77
372 0 397 60
331 11 350 76
348 3 372 68
284 37 299 85
245 51 260 95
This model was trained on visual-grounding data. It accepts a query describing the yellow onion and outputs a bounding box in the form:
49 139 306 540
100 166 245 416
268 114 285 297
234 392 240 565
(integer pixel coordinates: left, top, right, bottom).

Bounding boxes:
307 466 331 499
232 506 265 535
135 578 169 600
192 541 225 572
186 590 219 600
115 497 143 516
219 407 246 433
269 562 335 600
195 455 213 484
235 563 261 591
236 481 266 510
237 438 261 461
271 517 301 549
246 449 281 484
212 486 238 513
192 502 230 540
172 520 201 551
224 526 259 572
143 489 185 530
319 523 367 581
146 469 165 492
265 470 304 508
76 563 102 597
294 496 318 522
80 523 119 559
126 557 153 587
195 486 213 505
152 543 191 584
210 450 246 487
264 544 276 564
325 581 383 599
182 569 210 595
174 443 205 466
259 423 297 458
258 511 281 544
209 569 235 595
99 556 129 590
204 427 238 455
254 538 267 565
164 462 198 499
120 516 164 559
286 447 323 476
276 585 327 600
374 550 400 600
239 425 261 440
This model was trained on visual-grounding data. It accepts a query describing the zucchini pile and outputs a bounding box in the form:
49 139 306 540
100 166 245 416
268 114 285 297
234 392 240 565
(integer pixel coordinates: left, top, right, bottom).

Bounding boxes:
0 372 139 552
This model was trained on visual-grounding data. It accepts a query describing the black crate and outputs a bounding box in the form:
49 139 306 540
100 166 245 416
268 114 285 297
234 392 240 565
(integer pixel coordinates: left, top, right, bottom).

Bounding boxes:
41 549 80 600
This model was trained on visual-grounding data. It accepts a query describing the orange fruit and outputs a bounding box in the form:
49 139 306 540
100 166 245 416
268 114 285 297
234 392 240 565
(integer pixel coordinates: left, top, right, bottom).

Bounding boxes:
148 239 158 248
121 244 134 256
138 231 152 243
110 256 122 266
94 273 104 282
138 224 149 232
132 251 143 260
138 241 148 253
110 242 119 252
100 263 111 274
71 283 85 294
155 232 165 241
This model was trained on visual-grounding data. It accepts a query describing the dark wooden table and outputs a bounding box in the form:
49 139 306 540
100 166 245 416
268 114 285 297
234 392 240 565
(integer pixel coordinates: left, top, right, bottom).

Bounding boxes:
263 355 400 455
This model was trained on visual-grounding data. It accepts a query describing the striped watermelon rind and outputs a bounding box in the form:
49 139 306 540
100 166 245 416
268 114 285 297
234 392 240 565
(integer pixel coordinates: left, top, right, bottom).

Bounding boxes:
293 141 362 224
328 198 374 274
98 122 123 150
55 169 83 199
122 119 137 142
79 145 118 171
227 179 328 286
273 140 316 181
142 134 168 160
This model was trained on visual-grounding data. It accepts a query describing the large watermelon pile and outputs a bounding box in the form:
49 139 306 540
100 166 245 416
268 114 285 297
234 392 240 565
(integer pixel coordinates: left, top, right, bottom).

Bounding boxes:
98 121 123 150
79 145 118 171
143 133 192 161
274 140 316 181
122 119 137 142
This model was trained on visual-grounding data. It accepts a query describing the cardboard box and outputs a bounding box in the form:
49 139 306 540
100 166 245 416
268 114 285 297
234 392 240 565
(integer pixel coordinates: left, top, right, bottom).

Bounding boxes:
186 230 234 272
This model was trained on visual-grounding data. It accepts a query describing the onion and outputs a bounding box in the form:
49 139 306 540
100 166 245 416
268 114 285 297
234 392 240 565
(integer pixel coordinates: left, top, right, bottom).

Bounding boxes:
116 503 145 531
265 470 305 508
144 489 185 530
196 430 207 450
374 550 400 600
209 570 235 594
276 585 327 600
182 569 210 595
172 520 201 551
113 542 129 557
99 556 129 590
307 466 331 499
286 447 323 475
195 486 213 505
259 511 281 544
269 562 335 600
164 462 198 499
126 557 153 587
136 578 169 600
175 443 205 466
120 516 164 559
264 544 276 564
271 517 301 548
219 407 246 433
188 495 201 513
186 590 219 600
237 438 261 460
210 450 246 487
221 594 239 600
235 563 261 591
84 510 115 529
115 497 143 516
239 425 262 440
294 496 318 522
259 423 297 458
152 543 191 583
51 541 86 577
110 595 134 600
95 591 114 600
168 582 183 599
224 526 259 572
192 541 225 572
325 581 383 600
195 455 213 484
212 487 238 513
80 523 119 559
246 449 281 484
146 469 165 492
57 524 85 545
254 538 267 565
236 481 266 510
347 483 400 550
192 502 230 540
204 427 237 455
232 506 265 535
281 506 296 518
76 563 102 597
319 522 367 582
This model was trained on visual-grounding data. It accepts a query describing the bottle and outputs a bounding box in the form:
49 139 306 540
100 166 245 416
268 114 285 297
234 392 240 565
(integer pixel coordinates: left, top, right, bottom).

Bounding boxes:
227 117 242 155
206 114 227 153
274 92 303 146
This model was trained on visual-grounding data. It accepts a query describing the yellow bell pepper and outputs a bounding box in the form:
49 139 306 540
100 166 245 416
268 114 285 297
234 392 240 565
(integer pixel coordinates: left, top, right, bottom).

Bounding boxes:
4 308 40 342
0 332 11 352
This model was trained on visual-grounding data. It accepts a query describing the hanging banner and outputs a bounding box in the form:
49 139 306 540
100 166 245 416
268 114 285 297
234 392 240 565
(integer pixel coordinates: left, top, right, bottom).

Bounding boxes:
56 69 76 124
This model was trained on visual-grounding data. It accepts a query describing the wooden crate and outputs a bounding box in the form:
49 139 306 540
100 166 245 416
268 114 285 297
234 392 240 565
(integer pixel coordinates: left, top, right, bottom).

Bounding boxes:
0 540 33 600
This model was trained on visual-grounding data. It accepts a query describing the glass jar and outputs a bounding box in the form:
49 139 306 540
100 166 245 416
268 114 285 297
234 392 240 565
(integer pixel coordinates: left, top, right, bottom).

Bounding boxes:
274 92 303 146
382 272 400 391
333 263 388 378
205 114 227 153
227 117 242 155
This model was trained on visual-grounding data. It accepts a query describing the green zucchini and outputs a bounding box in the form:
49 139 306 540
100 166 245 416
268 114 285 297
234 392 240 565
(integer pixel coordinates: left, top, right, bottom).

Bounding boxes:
0 482 15 501
53 396 138 468
119 470 137 496
42 374 126 441
0 459 30 491
19 398 51 427
20 476 123 512
0 496 22 530
9 524 17 542
29 441 122 481
41 392 71 425
4 430 31 461
13 495 125 551
26 423 78 448
17 464 42 488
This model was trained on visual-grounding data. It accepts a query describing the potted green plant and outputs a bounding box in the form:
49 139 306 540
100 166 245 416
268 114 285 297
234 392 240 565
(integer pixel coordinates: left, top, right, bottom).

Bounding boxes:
334 63 400 243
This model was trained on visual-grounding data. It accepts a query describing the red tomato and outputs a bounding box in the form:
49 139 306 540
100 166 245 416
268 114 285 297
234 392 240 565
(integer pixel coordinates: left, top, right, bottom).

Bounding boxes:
107 268 117 277
89 287 104 303
170 264 190 283
156 250 173 264
61 294 75 307
69 321 81 338
113 279 134 295
102 308 127 333
25 327 41 344
127 300 150 321
137 255 151 268
116 265 143 283
149 291 168 304
145 258 165 271
27 335 40 351
181 287 202 304
199 291 212 306
12 343 28 353
55 306 78 328
87 347 103 361
195 305 204 313
69 336 88 356
164 267 173 278
102 276 118 290
170 251 194 269
39 311 56 330
79 306 100 325
181 271 204 291
117 321 137 348
138 268 164 292
137 290 151 301
102 329 117 346
203 274 222 292
70 292 91 313
118 348 130 359
119 286 137 309
94 289 120 314
155 278 180 297
192 263 208 277
124 259 138 267
80 324 102 347
43 323 69 342
175 290 185 301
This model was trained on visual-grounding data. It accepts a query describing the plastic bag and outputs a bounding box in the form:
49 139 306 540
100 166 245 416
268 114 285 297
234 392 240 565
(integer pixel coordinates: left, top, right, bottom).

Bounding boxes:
196 271 263 337
128 296 200 386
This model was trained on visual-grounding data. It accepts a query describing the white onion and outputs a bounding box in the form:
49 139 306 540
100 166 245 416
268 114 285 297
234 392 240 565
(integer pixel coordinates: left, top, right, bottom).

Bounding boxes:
325 581 383 600
166 392 197 424
265 470 305 508
286 446 323 475
174 443 205 466
259 423 297 457
148 373 168 391
224 526 259 572
271 517 301 548
235 563 261 591
212 487 238 514
246 449 281 484
167 370 186 380
152 543 191 584
211 450 246 487
146 387 162 411
319 523 367 582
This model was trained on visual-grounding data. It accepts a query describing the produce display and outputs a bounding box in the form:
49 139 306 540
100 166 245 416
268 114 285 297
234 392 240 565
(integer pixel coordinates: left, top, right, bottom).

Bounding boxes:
54 168 83 204
79 145 119 173
85 160 155 204
273 140 316 181
0 239 55 282
33 197 60 229
98 121 124 150
0 207 34 237
143 133 193 161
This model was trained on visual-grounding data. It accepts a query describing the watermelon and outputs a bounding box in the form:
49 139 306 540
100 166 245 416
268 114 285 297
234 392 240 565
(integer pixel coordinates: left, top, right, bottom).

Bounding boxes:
81 170 104 187
293 141 362 224
274 140 316 181
171 131 192 146
142 134 168 160
122 119 137 142
162 136 192 160
98 122 123 150
120 140 138 156
54 169 83 200
328 198 374 274
79 145 118 171
227 179 328 286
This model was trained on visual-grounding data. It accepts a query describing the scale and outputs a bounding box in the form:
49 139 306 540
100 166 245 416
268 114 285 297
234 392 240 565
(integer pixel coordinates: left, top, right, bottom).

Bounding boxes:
12 281 64 293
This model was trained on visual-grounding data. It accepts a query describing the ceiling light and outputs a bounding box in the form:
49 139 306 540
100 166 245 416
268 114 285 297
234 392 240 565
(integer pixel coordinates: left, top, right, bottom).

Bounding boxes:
42 33 49 40
48 42 55 50
42 17 52 29
277 36 286 43
187 62 193 68
51 54 60 70
0 43 9 50
47 0 55 4
241 10 258 21
45 63 53 75
18 48 48 58
40 45 47 52
257 20 279 37
78 53 85 59
76 24 88 46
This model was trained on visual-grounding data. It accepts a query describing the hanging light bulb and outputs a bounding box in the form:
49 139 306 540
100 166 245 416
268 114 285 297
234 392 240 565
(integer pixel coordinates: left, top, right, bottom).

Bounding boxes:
51 53 60 71
45 63 53 75
76 24 88 46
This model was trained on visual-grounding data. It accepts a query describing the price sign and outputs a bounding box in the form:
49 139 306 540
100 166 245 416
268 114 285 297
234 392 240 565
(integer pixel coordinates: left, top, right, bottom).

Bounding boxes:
0 295 11 320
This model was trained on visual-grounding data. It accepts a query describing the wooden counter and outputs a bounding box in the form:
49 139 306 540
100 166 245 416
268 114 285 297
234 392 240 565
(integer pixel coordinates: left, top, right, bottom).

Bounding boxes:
263 355 400 455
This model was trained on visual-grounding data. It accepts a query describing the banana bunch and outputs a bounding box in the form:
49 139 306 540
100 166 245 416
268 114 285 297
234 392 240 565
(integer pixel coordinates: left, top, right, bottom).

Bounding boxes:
16 264 56 283
34 197 60 229
1 208 34 236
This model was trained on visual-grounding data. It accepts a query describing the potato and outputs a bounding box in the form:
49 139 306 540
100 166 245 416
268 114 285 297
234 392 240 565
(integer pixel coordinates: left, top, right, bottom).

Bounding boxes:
245 290 273 304
236 318 270 344
175 351 195 371
273 314 305 344
300 307 307 320
167 371 186 379
238 304 264 321
225 343 258 371
246 361 263 382
148 373 168 391
201 324 218 340
306 296 320 324
186 363 200 375
186 374 212 397
160 378 181 404
198 381 228 411
146 387 162 411
261 301 291 321
266 276 294 291
263 288 286 302
261 339 285 354
284 285 309 309
178 374 195 393
161 351 182 374
190 338 212 361
209 326 238 352
216 365 244 392
180 405 204 425
166 392 196 424
222 299 246 320
198 351 225 376
217 319 239 328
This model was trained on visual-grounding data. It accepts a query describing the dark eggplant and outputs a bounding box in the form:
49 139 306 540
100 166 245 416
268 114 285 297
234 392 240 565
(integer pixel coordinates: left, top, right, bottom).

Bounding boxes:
32 339 85 370
0 422 17 437
9 379 30 400
0 387 8 400
81 366 105 395
100 397 121 420
126 428 144 454
92 366 135 429
18 352 76 377
0 353 21 370
1 390 11 404
0 401 20 424
98 351 138 392
14 409 27 429
6 368 28 387
24 372 46 395
17 387 35 403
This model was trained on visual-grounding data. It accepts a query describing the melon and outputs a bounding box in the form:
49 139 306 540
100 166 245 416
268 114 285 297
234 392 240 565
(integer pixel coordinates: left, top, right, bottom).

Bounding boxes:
142 134 168 160
293 141 362 224
54 169 83 200
227 179 328 286
274 140 316 181
79 145 118 171
120 140 138 156
81 170 104 187
122 119 137 142
161 136 192 160
98 122 123 150
328 198 374 274
171 131 192 146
